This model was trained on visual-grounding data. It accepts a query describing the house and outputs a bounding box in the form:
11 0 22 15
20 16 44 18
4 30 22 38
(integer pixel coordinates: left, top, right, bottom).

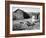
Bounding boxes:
13 9 30 20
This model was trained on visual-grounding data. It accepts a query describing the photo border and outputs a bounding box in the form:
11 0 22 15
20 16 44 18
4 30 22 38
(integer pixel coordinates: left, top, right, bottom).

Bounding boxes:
10 4 42 34
5 1 45 37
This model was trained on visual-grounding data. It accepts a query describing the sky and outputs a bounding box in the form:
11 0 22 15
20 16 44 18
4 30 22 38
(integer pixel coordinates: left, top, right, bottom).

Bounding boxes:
12 7 40 13
11 4 40 13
